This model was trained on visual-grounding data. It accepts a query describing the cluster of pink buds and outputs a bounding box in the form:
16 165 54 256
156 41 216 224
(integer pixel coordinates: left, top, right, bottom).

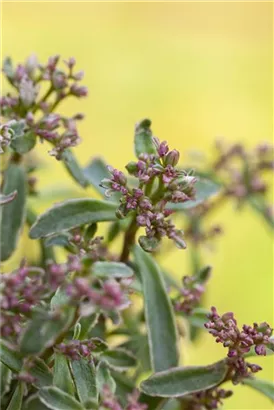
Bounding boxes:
214 140 274 203
56 339 95 361
174 267 211 314
67 277 130 313
185 387 233 410
1 54 87 158
100 386 147 410
101 134 197 251
0 263 45 339
205 307 273 383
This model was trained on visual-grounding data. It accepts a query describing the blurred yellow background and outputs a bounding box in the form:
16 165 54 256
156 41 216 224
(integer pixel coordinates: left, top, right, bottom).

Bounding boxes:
2 1 273 408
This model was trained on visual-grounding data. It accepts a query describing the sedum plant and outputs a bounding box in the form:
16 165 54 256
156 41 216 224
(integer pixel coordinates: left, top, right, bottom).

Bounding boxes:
0 54 273 410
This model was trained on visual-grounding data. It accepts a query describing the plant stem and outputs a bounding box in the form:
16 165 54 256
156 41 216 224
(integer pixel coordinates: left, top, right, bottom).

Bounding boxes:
120 217 139 262
33 86 54 113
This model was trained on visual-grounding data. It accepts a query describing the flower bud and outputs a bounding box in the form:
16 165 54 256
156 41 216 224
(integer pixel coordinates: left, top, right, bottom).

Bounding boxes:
70 84 88 97
165 149 180 166
125 161 138 174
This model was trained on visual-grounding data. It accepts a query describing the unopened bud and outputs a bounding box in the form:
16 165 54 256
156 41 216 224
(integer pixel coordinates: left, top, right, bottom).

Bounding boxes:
165 149 180 166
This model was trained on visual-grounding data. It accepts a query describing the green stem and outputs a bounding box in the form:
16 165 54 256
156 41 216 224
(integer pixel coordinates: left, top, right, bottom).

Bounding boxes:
120 217 139 262
33 86 54 113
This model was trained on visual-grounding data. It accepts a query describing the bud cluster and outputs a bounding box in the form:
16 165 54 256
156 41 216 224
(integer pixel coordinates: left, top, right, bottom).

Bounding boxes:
101 386 147 410
0 263 46 339
101 137 197 251
184 387 233 410
174 267 211 314
56 339 96 361
214 140 274 203
205 307 273 383
1 54 87 158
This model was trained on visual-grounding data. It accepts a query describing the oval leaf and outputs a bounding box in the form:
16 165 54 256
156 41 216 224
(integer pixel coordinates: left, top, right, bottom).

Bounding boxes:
0 163 27 261
70 358 97 403
0 340 23 372
10 130 36 154
101 348 137 371
29 358 53 388
92 261 134 279
7 382 24 410
20 307 75 355
54 353 75 395
243 377 274 401
134 119 157 158
140 361 227 397
29 199 117 239
133 245 179 372
39 386 85 410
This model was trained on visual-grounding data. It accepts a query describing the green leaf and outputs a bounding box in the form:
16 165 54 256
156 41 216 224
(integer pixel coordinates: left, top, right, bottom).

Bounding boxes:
11 130 36 154
84 157 110 197
0 340 22 372
29 199 117 239
23 395 50 410
9 120 25 138
50 287 70 309
7 382 24 410
167 178 221 211
0 340 52 387
92 261 134 279
0 163 27 261
78 313 99 340
61 150 89 188
110 371 134 406
96 361 116 394
140 361 228 397
54 353 75 395
133 245 179 372
70 358 97 404
20 307 75 355
243 377 274 401
134 119 157 158
100 348 137 371
29 358 53 388
44 233 72 249
3 57 14 80
39 386 85 410
0 362 12 398
138 235 160 252
0 191 17 205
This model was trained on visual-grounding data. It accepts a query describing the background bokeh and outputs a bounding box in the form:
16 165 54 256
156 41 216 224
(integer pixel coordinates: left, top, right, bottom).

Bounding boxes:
2 1 273 408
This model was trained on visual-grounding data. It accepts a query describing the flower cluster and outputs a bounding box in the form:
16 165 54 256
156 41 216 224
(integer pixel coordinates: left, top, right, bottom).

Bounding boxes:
205 307 273 383
214 140 274 203
184 387 233 410
0 263 46 339
1 54 87 158
67 277 130 313
101 127 197 251
56 339 96 361
101 386 147 410
174 267 211 314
